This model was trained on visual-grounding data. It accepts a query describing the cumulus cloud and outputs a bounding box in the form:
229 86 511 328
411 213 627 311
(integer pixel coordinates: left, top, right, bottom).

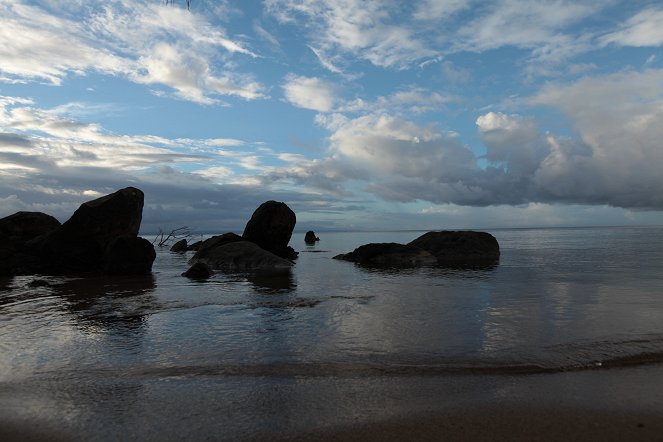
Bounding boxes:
282 75 338 112
0 1 264 103
264 66 663 211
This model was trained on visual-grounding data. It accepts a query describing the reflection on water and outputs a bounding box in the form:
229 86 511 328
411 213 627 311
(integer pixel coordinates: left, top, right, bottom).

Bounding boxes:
1 229 663 390
2 227 663 439
247 270 296 293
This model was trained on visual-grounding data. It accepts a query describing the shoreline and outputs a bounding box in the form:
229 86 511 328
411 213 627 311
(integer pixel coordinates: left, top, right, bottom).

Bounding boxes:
2 364 663 441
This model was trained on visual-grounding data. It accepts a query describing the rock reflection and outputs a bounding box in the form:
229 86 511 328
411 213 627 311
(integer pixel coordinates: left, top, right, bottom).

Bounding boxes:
247 270 296 293
57 274 157 332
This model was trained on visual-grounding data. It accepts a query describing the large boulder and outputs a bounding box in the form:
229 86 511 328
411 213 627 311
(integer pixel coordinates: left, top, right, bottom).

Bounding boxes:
189 241 293 272
105 236 156 275
333 243 437 267
1 187 156 276
407 231 500 266
0 212 61 275
31 187 147 274
0 211 61 242
242 201 297 260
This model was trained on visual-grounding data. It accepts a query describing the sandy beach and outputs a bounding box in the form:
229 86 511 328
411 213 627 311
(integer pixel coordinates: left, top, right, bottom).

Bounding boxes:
2 363 663 441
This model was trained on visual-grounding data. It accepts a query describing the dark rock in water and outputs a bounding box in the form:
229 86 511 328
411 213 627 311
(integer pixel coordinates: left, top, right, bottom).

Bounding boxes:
105 236 156 275
333 242 437 267
191 241 293 272
183 262 213 279
0 211 61 275
407 231 500 266
304 230 320 244
1 187 154 276
170 238 188 253
189 232 243 264
187 240 203 251
31 187 146 274
242 201 297 260
0 211 61 242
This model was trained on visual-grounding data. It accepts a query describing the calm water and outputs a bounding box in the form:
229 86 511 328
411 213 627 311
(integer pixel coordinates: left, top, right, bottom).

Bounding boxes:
1 226 663 438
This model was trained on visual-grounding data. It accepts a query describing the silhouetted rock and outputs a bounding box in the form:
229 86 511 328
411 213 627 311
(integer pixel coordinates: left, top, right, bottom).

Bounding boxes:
191 241 293 272
105 236 156 275
187 240 203 251
189 232 243 263
1 187 155 276
408 231 500 266
183 262 213 279
333 243 437 267
242 201 297 260
0 212 61 275
170 239 188 253
304 230 320 244
0 211 61 242
31 187 146 274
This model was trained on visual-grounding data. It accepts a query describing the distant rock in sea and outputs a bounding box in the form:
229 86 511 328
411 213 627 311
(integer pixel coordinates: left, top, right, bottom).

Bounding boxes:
333 242 437 267
304 230 320 245
0 187 156 276
334 231 500 268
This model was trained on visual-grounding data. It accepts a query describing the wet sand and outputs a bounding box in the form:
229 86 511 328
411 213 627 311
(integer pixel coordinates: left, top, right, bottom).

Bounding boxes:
279 406 663 442
2 364 663 441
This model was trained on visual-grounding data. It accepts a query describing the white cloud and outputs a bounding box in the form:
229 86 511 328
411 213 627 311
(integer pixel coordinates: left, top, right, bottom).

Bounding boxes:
265 0 437 69
0 1 264 103
601 7 663 47
282 74 338 112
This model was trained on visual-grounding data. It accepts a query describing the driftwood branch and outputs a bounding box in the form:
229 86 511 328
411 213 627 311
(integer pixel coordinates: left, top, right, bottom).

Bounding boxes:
153 226 192 247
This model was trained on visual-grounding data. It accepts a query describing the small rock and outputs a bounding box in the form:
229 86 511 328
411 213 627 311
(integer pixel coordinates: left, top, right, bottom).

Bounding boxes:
183 262 213 279
170 239 188 253
304 230 320 245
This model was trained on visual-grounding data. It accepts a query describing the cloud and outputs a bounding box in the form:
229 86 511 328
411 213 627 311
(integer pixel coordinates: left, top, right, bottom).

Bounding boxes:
265 0 437 69
265 66 663 211
0 96 345 231
601 7 663 47
282 74 338 112
0 1 264 103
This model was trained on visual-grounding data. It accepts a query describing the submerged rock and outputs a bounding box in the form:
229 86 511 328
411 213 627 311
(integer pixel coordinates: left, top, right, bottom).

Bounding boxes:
334 231 500 269
242 201 297 260
191 241 293 272
333 243 437 267
304 230 320 244
408 231 500 266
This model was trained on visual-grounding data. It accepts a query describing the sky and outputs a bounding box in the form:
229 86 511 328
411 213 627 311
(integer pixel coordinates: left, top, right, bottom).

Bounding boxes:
1 0 663 233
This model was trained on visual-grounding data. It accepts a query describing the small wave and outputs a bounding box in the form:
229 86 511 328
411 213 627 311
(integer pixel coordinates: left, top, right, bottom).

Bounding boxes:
123 351 663 380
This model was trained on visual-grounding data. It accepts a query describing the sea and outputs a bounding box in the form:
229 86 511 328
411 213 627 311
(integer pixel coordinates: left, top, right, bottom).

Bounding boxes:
1 226 663 439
